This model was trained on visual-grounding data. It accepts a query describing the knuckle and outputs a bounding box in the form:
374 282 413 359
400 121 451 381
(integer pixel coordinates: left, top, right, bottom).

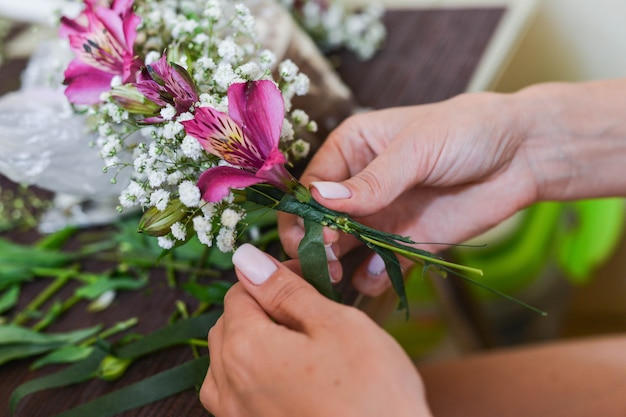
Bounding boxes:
266 277 309 315
353 169 386 200
207 322 220 348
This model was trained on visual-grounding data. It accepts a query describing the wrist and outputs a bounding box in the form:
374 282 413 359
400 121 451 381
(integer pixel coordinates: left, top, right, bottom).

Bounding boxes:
513 79 626 201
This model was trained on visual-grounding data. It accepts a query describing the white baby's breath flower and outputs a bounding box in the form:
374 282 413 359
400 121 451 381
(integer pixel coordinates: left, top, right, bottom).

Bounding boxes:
217 38 241 63
196 56 215 72
293 73 310 95
201 203 216 218
291 138 311 160
119 181 148 208
148 170 167 188
100 138 121 158
197 231 213 246
160 105 177 121
204 0 222 21
258 50 276 69
234 4 255 34
177 112 194 122
181 135 203 159
150 189 170 211
281 119 295 141
279 59 299 81
162 121 184 139
193 215 212 233
179 180 201 207
216 227 236 252
220 208 242 228
167 171 184 185
157 236 175 250
214 63 237 90
290 109 309 126
236 62 262 79
171 222 187 240
145 50 161 65
193 33 210 46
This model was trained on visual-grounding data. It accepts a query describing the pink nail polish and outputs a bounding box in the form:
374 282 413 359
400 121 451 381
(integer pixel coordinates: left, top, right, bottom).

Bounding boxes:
367 253 386 277
311 181 352 199
232 243 277 285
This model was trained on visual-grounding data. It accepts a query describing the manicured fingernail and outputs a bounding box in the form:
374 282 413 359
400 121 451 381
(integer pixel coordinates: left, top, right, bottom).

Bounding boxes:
232 243 277 285
311 181 352 199
325 243 338 261
367 253 386 277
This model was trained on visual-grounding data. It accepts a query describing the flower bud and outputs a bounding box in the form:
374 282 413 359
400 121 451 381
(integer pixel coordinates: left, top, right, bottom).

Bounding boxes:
98 355 133 381
293 183 311 203
137 199 191 236
110 84 159 115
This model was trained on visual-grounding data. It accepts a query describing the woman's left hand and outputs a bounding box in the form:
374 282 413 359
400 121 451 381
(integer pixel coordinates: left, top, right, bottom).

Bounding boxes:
201 243 432 417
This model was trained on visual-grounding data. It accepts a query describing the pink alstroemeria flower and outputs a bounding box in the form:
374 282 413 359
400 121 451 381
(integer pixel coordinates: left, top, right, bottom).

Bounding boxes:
60 0 141 105
132 55 199 124
181 80 296 203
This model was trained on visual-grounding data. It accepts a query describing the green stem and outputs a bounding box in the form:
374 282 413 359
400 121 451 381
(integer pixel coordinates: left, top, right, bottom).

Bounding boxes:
187 338 208 348
80 318 139 346
32 294 81 331
360 235 484 276
12 268 77 325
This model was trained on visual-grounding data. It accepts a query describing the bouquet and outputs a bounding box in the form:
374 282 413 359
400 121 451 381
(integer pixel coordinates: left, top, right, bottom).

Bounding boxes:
55 0 488 311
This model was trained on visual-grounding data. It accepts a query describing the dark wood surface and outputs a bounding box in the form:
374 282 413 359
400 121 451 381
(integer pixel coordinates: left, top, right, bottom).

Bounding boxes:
0 8 504 417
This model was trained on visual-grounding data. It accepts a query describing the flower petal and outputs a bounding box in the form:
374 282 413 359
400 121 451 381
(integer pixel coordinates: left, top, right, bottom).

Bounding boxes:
64 60 113 104
227 80 284 157
181 107 264 169
198 166 264 202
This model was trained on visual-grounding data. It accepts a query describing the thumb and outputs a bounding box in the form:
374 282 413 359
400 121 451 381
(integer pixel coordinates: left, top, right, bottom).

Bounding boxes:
309 145 418 218
232 243 336 332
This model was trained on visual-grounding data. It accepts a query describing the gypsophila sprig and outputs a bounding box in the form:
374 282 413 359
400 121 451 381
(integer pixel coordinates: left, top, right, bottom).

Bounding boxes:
280 0 387 59
61 0 319 251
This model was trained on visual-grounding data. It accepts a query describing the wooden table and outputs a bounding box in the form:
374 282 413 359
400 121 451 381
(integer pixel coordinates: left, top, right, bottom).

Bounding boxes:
0 8 508 417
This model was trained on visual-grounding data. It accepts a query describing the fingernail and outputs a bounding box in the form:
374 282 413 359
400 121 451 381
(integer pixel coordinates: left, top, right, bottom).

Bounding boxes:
325 243 338 261
367 253 386 277
232 243 277 285
311 181 352 199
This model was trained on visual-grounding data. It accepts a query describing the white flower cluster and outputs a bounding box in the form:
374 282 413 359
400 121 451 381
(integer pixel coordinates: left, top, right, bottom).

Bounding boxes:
280 0 386 60
93 0 317 252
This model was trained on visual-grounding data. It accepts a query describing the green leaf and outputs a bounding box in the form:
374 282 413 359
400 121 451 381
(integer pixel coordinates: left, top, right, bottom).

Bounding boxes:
75 276 148 300
0 342 65 366
116 311 221 359
10 346 109 414
52 356 209 417
0 285 19 314
0 325 101 366
182 281 232 304
30 345 94 370
0 324 101 346
371 246 409 317
0 266 32 291
34 226 78 250
0 238 75 268
298 219 335 300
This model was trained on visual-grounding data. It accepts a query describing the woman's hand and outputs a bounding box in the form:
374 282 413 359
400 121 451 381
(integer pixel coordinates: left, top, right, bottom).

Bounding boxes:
279 79 626 296
201 243 432 417
280 91 537 295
